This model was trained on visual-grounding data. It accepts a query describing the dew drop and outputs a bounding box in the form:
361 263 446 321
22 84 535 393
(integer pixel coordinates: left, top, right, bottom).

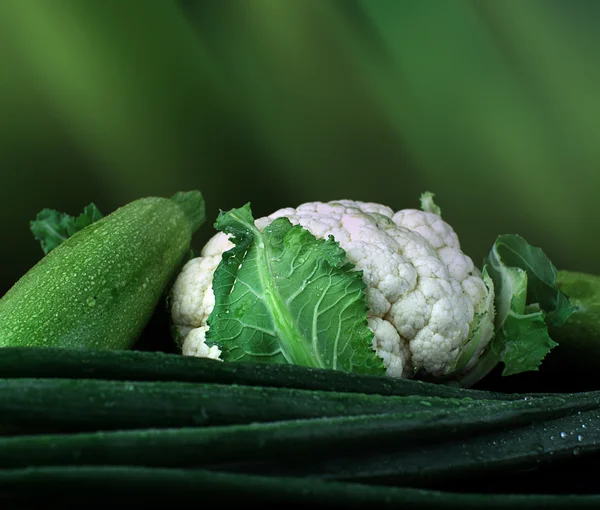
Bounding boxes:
86 297 96 307
560 432 568 439
577 434 584 442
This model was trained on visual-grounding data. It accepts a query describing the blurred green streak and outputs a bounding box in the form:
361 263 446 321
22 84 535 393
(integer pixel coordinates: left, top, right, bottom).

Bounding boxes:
0 0 223 197
1 0 600 296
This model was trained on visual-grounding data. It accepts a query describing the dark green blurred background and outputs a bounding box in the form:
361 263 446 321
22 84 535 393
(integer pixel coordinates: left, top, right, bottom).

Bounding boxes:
2 0 599 296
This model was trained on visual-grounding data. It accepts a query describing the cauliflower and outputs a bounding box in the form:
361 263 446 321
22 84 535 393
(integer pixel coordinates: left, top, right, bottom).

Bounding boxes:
170 196 495 380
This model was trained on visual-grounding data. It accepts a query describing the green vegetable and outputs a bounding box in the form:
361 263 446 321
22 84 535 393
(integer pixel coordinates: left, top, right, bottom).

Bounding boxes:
4 190 600 505
0 191 204 350
0 346 517 400
1 347 600 501
1 355 600 491
0 377 520 435
2 466 598 508
1 399 598 478
343 405 600 486
205 203 382 374
456 234 576 386
174 194 586 386
30 203 104 255
419 190 442 216
548 270 600 370
0 406 556 469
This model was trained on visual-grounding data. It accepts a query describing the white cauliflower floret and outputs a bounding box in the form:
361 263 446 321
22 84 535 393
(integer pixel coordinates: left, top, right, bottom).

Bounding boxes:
181 327 222 360
170 199 495 379
170 256 219 334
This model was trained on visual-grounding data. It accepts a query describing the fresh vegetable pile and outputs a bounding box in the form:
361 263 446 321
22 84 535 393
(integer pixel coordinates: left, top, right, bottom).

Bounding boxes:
1 190 600 507
1 347 600 506
169 193 577 387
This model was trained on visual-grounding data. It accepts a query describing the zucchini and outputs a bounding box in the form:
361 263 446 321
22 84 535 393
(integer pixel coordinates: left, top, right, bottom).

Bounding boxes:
0 191 204 350
549 270 600 370
0 466 598 508
0 377 518 435
0 346 534 401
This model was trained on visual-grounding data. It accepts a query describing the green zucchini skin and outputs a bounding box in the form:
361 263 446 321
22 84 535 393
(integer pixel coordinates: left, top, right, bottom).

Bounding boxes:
0 346 527 401
0 192 203 350
549 270 600 369
0 466 598 508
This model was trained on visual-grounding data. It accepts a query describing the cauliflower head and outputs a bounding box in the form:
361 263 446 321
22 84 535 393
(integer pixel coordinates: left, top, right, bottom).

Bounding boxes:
170 198 495 379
